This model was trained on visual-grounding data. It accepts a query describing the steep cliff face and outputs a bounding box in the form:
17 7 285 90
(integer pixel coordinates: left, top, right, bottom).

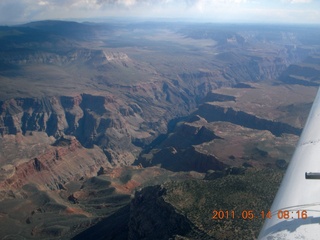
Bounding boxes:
0 135 110 190
138 145 228 173
194 103 302 137
0 91 175 165
136 84 309 173
279 54 320 86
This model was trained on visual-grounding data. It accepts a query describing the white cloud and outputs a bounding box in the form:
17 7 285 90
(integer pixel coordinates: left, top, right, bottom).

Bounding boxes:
38 0 49 6
281 0 313 3
290 0 312 3
0 0 319 24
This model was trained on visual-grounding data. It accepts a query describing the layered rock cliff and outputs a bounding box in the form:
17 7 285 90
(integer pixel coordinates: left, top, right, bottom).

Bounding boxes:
0 134 110 191
136 84 314 173
194 103 302 137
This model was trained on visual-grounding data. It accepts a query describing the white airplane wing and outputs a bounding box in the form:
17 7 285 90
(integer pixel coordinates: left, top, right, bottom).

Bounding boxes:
259 88 320 239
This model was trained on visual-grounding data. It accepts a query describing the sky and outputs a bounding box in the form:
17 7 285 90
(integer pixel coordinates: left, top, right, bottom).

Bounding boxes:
0 0 319 25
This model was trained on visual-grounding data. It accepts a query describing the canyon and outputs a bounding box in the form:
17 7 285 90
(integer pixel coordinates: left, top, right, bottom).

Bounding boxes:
0 20 320 239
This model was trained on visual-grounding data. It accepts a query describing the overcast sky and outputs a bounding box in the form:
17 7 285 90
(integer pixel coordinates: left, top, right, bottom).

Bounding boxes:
0 0 319 25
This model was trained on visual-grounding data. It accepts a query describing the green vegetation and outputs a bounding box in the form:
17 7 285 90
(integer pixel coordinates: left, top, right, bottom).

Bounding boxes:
164 169 284 239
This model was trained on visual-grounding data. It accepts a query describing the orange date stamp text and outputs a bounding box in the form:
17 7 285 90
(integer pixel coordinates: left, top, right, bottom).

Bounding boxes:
212 210 308 220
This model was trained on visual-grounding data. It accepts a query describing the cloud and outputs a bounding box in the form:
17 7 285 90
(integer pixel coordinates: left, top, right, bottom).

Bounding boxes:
281 0 313 3
0 0 318 24
290 0 312 3
95 0 170 6
0 2 22 18
0 0 36 23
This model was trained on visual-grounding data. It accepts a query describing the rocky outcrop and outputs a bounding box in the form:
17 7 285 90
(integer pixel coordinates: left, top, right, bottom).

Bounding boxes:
279 63 320 86
194 103 301 137
0 137 111 190
128 185 201 240
138 146 227 173
200 92 236 104
160 122 221 149
135 117 229 173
